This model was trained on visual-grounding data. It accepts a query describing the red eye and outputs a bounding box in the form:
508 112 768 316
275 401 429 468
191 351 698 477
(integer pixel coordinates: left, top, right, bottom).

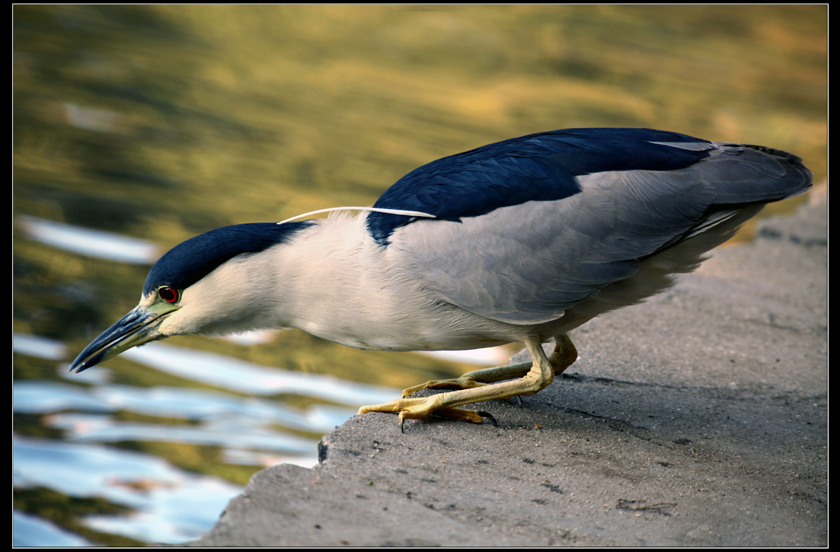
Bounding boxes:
159 287 180 303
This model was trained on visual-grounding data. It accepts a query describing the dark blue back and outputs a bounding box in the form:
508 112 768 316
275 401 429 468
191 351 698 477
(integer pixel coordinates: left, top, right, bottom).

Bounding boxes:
366 128 712 244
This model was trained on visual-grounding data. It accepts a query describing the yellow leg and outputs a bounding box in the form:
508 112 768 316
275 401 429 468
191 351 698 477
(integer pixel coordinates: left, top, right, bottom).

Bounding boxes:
400 360 534 397
358 334 578 426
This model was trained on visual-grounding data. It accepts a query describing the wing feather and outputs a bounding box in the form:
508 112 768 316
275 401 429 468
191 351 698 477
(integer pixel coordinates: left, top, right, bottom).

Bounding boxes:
375 129 811 324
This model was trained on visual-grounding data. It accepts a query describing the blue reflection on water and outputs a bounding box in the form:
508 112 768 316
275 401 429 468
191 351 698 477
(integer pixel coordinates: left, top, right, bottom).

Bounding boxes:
116 341 400 403
18 216 160 264
13 331 401 545
14 510 93 547
14 436 242 544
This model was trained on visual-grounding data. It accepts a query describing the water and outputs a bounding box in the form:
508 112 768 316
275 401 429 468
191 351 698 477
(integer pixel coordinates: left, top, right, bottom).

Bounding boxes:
14 510 93 547
13 436 242 544
12 329 381 545
18 215 160 265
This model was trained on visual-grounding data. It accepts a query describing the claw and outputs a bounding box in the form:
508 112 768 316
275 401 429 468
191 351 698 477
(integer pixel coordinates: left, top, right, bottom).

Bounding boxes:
476 410 498 427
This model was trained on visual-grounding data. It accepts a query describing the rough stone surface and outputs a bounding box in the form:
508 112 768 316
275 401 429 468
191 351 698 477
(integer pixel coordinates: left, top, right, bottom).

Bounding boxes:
193 192 827 547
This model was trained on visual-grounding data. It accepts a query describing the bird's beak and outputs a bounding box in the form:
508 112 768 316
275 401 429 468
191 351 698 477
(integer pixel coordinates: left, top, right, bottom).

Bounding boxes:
70 302 178 373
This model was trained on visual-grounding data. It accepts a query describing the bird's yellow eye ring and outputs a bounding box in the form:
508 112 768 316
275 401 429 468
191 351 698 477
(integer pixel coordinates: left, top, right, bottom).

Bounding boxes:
158 286 180 303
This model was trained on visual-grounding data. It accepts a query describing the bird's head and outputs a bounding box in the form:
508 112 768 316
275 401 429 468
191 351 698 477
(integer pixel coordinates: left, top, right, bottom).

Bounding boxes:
69 221 314 373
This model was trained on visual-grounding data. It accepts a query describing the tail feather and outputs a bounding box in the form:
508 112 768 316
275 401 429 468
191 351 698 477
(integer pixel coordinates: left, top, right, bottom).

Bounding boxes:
707 143 813 205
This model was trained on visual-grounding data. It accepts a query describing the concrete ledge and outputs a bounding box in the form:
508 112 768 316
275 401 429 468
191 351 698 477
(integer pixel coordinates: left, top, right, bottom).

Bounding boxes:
193 192 826 547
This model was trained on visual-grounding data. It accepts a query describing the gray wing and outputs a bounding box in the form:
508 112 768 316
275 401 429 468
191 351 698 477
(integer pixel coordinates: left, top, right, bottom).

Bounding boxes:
387 142 811 325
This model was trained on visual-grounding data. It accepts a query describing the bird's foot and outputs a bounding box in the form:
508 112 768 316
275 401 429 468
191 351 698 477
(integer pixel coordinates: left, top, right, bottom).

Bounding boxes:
358 397 496 431
357 336 578 431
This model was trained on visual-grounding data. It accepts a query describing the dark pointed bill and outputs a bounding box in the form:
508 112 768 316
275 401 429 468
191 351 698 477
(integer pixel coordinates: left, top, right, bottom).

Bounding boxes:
70 304 174 373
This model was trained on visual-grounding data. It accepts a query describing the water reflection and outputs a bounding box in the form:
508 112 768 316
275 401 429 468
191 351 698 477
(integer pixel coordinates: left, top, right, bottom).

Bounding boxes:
116 341 400 403
12 332 407 545
14 436 243 544
18 215 160 265
14 510 93 547
12 333 68 362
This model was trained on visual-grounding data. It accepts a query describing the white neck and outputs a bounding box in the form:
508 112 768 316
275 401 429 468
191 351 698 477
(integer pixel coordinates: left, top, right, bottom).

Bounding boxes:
272 215 428 349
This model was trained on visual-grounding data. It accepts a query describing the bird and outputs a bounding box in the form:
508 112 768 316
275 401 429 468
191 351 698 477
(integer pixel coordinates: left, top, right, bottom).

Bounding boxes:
70 127 812 427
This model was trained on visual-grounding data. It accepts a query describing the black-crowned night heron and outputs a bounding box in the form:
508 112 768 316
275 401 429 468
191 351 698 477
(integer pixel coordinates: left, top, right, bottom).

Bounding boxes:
70 128 812 427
